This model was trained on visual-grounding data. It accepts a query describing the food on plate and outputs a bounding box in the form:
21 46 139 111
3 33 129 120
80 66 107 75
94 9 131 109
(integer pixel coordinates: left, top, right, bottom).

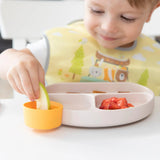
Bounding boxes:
36 83 51 110
92 90 106 93
66 92 81 93
99 97 134 110
118 91 130 93
67 90 106 93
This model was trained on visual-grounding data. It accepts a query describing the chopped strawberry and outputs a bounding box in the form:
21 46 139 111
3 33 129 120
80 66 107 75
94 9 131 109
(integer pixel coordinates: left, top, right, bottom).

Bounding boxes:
117 98 128 107
99 105 104 109
128 103 134 107
110 97 118 103
120 106 128 109
109 101 120 110
99 97 134 110
102 102 110 110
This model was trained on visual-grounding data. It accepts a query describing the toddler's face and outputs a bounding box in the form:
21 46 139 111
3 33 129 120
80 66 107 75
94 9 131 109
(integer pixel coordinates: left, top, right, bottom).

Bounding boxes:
84 0 154 49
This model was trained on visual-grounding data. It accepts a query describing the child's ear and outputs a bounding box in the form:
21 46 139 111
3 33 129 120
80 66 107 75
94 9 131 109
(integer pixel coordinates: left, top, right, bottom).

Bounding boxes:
146 2 160 22
146 11 154 22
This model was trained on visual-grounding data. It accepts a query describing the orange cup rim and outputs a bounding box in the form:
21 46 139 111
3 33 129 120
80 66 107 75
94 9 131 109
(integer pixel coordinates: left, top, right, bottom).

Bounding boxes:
23 100 63 111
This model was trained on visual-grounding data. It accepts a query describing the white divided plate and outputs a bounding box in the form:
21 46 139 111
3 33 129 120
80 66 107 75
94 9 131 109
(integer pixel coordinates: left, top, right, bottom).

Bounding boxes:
46 82 154 127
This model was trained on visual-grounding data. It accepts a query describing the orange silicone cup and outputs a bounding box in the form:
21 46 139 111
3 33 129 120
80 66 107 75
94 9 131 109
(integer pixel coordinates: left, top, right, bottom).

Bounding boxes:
23 101 63 130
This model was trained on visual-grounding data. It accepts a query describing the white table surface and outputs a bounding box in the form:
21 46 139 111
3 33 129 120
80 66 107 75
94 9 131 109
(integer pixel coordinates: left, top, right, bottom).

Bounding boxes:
0 94 160 160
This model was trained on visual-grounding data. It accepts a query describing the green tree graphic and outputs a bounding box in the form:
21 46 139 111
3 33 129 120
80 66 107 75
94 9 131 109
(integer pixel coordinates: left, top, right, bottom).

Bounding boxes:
137 69 149 86
69 45 84 79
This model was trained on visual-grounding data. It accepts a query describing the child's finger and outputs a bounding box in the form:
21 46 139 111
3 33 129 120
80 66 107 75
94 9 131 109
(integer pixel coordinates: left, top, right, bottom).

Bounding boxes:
28 66 40 99
18 68 36 101
7 73 23 94
13 71 26 94
38 66 45 85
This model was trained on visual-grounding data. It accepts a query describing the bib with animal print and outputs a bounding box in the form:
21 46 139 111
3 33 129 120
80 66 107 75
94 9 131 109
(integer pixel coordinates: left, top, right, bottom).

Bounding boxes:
45 21 160 95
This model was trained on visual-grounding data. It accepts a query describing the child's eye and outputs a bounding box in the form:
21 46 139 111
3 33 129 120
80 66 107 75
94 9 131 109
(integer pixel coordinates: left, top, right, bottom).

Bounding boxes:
90 8 104 15
121 15 136 22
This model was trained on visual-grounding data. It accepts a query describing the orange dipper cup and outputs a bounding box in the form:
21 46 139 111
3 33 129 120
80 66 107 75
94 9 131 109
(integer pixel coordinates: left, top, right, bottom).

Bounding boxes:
23 101 63 130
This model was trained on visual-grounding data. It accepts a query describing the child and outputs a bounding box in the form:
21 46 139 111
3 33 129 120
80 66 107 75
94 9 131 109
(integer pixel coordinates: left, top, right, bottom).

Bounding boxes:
0 0 160 101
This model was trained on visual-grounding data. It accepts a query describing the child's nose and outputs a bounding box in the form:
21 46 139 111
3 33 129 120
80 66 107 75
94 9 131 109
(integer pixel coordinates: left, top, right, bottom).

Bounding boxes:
101 18 118 34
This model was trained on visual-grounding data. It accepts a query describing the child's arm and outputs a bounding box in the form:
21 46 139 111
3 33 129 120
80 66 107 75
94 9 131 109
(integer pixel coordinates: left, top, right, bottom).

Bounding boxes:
0 48 45 101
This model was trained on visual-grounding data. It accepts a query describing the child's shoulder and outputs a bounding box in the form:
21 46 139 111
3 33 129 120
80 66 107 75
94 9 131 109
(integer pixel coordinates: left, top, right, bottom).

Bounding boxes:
137 34 160 51
45 20 87 35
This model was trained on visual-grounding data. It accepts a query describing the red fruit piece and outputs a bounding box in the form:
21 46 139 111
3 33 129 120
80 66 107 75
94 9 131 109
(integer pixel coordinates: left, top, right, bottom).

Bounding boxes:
108 101 121 110
110 97 118 103
101 102 110 109
99 97 134 110
117 98 128 107
128 103 134 107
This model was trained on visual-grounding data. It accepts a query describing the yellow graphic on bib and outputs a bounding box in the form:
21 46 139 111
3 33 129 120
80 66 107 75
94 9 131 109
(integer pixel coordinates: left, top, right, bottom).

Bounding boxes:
82 50 129 82
104 68 116 82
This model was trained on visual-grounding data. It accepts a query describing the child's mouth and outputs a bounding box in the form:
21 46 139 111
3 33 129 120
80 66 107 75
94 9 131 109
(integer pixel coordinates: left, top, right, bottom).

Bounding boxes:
100 35 117 41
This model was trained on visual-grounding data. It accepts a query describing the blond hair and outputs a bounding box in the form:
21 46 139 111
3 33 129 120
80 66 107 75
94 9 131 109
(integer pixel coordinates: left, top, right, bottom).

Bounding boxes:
127 0 159 8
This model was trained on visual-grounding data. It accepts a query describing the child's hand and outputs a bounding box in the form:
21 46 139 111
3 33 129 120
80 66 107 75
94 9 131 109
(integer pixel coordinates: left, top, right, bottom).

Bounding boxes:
0 48 45 101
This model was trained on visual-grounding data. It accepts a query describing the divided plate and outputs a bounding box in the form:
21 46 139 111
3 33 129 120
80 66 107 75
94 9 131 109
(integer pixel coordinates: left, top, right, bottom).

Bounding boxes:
46 82 154 127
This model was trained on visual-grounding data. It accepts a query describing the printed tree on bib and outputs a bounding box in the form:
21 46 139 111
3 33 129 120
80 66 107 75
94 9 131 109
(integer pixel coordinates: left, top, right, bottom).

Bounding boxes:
137 69 149 86
69 45 84 80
